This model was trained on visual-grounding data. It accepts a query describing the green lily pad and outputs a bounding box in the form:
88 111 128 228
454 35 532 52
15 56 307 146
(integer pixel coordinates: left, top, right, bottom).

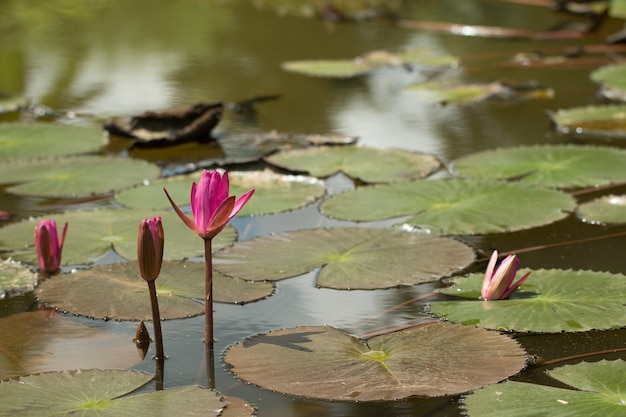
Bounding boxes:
591 63 626 101
429 269 626 332
224 323 527 401
117 170 324 215
36 261 273 320
406 80 512 105
453 145 626 188
320 179 575 235
281 59 373 78
0 156 160 197
0 369 226 417
464 360 626 417
0 209 237 266
548 104 626 136
576 194 626 224
0 258 38 297
215 227 475 289
282 48 458 78
0 311 140 379
0 96 28 115
0 123 105 161
265 146 441 183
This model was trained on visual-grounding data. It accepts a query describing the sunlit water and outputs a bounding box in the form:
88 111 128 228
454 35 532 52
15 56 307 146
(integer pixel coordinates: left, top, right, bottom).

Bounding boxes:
2 1 626 416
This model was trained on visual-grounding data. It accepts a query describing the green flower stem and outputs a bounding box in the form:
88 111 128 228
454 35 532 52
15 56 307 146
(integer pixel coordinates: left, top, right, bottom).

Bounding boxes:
147 280 165 362
204 238 215 389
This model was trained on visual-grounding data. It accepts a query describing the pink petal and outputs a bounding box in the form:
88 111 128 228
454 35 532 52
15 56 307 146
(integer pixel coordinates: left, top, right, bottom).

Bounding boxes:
164 187 203 237
229 189 255 220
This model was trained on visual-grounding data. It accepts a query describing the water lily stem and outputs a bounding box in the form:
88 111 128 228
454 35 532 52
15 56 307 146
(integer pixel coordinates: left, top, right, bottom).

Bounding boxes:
204 238 215 389
147 280 165 366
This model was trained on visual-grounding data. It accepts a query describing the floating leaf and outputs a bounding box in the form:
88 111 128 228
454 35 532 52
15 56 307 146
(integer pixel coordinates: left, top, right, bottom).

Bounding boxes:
320 179 575 235
406 80 513 105
36 261 272 320
0 258 38 298
224 323 526 401
281 59 373 78
0 369 225 417
0 209 237 265
0 311 140 378
215 228 474 289
282 48 458 78
0 156 160 197
117 170 324 215
464 360 626 417
577 194 626 224
453 145 626 188
591 63 626 101
0 123 105 161
430 269 626 332
548 104 626 136
265 146 441 183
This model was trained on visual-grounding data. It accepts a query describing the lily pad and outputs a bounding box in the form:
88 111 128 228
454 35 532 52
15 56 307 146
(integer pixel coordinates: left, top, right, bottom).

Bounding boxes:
0 258 38 298
0 123 105 161
548 104 626 136
464 360 626 417
215 227 475 289
0 156 160 197
282 59 373 78
117 170 324 215
429 269 626 332
265 146 441 183
36 261 272 320
453 145 626 189
591 63 626 101
224 323 527 401
406 80 511 105
0 311 140 378
576 194 626 224
320 179 575 235
0 369 225 417
282 48 458 78
0 209 237 266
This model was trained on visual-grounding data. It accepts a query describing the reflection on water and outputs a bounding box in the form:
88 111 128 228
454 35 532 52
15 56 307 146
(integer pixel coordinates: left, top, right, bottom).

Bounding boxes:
1 0 625 416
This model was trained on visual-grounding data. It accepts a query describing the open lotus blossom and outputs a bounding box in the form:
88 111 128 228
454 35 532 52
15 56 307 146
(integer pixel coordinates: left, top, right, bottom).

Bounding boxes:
164 169 254 240
35 220 68 276
137 217 165 282
481 250 531 301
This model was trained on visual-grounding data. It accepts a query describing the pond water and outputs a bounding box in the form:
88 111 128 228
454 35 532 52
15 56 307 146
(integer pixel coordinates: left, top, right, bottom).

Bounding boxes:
2 1 626 416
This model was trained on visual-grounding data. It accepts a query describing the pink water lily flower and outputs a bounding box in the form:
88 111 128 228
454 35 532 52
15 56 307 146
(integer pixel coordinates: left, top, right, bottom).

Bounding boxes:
137 217 164 282
481 250 531 300
35 220 68 276
164 169 254 240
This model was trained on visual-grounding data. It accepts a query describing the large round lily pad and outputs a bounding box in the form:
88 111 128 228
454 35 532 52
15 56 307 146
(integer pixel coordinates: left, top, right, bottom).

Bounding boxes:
429 269 626 332
320 179 575 235
265 146 441 183
0 209 237 266
464 360 626 417
453 145 626 188
0 123 105 161
0 156 160 197
36 261 273 320
0 369 226 417
117 170 324 215
548 104 626 137
576 194 626 224
0 311 140 378
215 227 475 289
224 323 527 401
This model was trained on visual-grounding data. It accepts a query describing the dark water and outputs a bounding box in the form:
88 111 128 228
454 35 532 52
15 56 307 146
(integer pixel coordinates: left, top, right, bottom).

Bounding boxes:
2 1 626 416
